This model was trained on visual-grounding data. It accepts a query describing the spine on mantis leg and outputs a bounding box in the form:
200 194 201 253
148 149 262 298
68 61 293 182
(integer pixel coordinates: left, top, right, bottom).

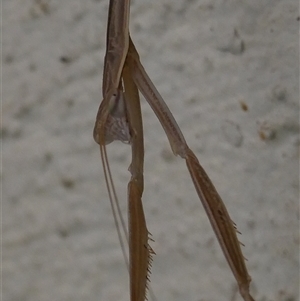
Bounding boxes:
185 148 255 301
123 62 154 301
128 178 154 301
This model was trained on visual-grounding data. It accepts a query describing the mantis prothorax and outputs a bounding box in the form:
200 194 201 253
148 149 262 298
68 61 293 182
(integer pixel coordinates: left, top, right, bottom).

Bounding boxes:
93 1 256 300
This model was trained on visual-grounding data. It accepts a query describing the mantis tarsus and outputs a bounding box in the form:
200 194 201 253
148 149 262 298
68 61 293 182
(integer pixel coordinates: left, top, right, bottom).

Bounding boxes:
93 1 256 300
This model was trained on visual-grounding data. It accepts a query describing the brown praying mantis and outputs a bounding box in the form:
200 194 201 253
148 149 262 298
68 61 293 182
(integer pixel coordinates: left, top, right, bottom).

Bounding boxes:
93 1 256 300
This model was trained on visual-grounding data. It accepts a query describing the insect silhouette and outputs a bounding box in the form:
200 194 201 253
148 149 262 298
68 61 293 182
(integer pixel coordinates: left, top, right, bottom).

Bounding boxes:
93 1 256 300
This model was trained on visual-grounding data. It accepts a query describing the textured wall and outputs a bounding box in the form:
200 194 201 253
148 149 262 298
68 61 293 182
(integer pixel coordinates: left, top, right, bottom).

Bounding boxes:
3 0 299 300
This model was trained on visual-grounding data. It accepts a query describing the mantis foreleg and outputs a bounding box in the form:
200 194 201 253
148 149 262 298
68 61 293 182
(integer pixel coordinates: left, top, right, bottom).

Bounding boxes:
126 37 255 301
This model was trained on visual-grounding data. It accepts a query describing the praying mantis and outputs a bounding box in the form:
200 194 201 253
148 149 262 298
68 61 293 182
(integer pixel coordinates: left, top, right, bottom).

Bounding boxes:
93 1 256 300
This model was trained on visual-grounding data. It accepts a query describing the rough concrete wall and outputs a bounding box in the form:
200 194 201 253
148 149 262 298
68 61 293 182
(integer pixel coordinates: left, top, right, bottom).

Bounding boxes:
3 0 299 300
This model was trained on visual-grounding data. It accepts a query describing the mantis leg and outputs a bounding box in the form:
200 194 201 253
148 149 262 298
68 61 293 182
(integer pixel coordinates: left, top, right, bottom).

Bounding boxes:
126 37 255 301
92 0 132 276
93 0 131 145
94 2 155 300
123 59 153 301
